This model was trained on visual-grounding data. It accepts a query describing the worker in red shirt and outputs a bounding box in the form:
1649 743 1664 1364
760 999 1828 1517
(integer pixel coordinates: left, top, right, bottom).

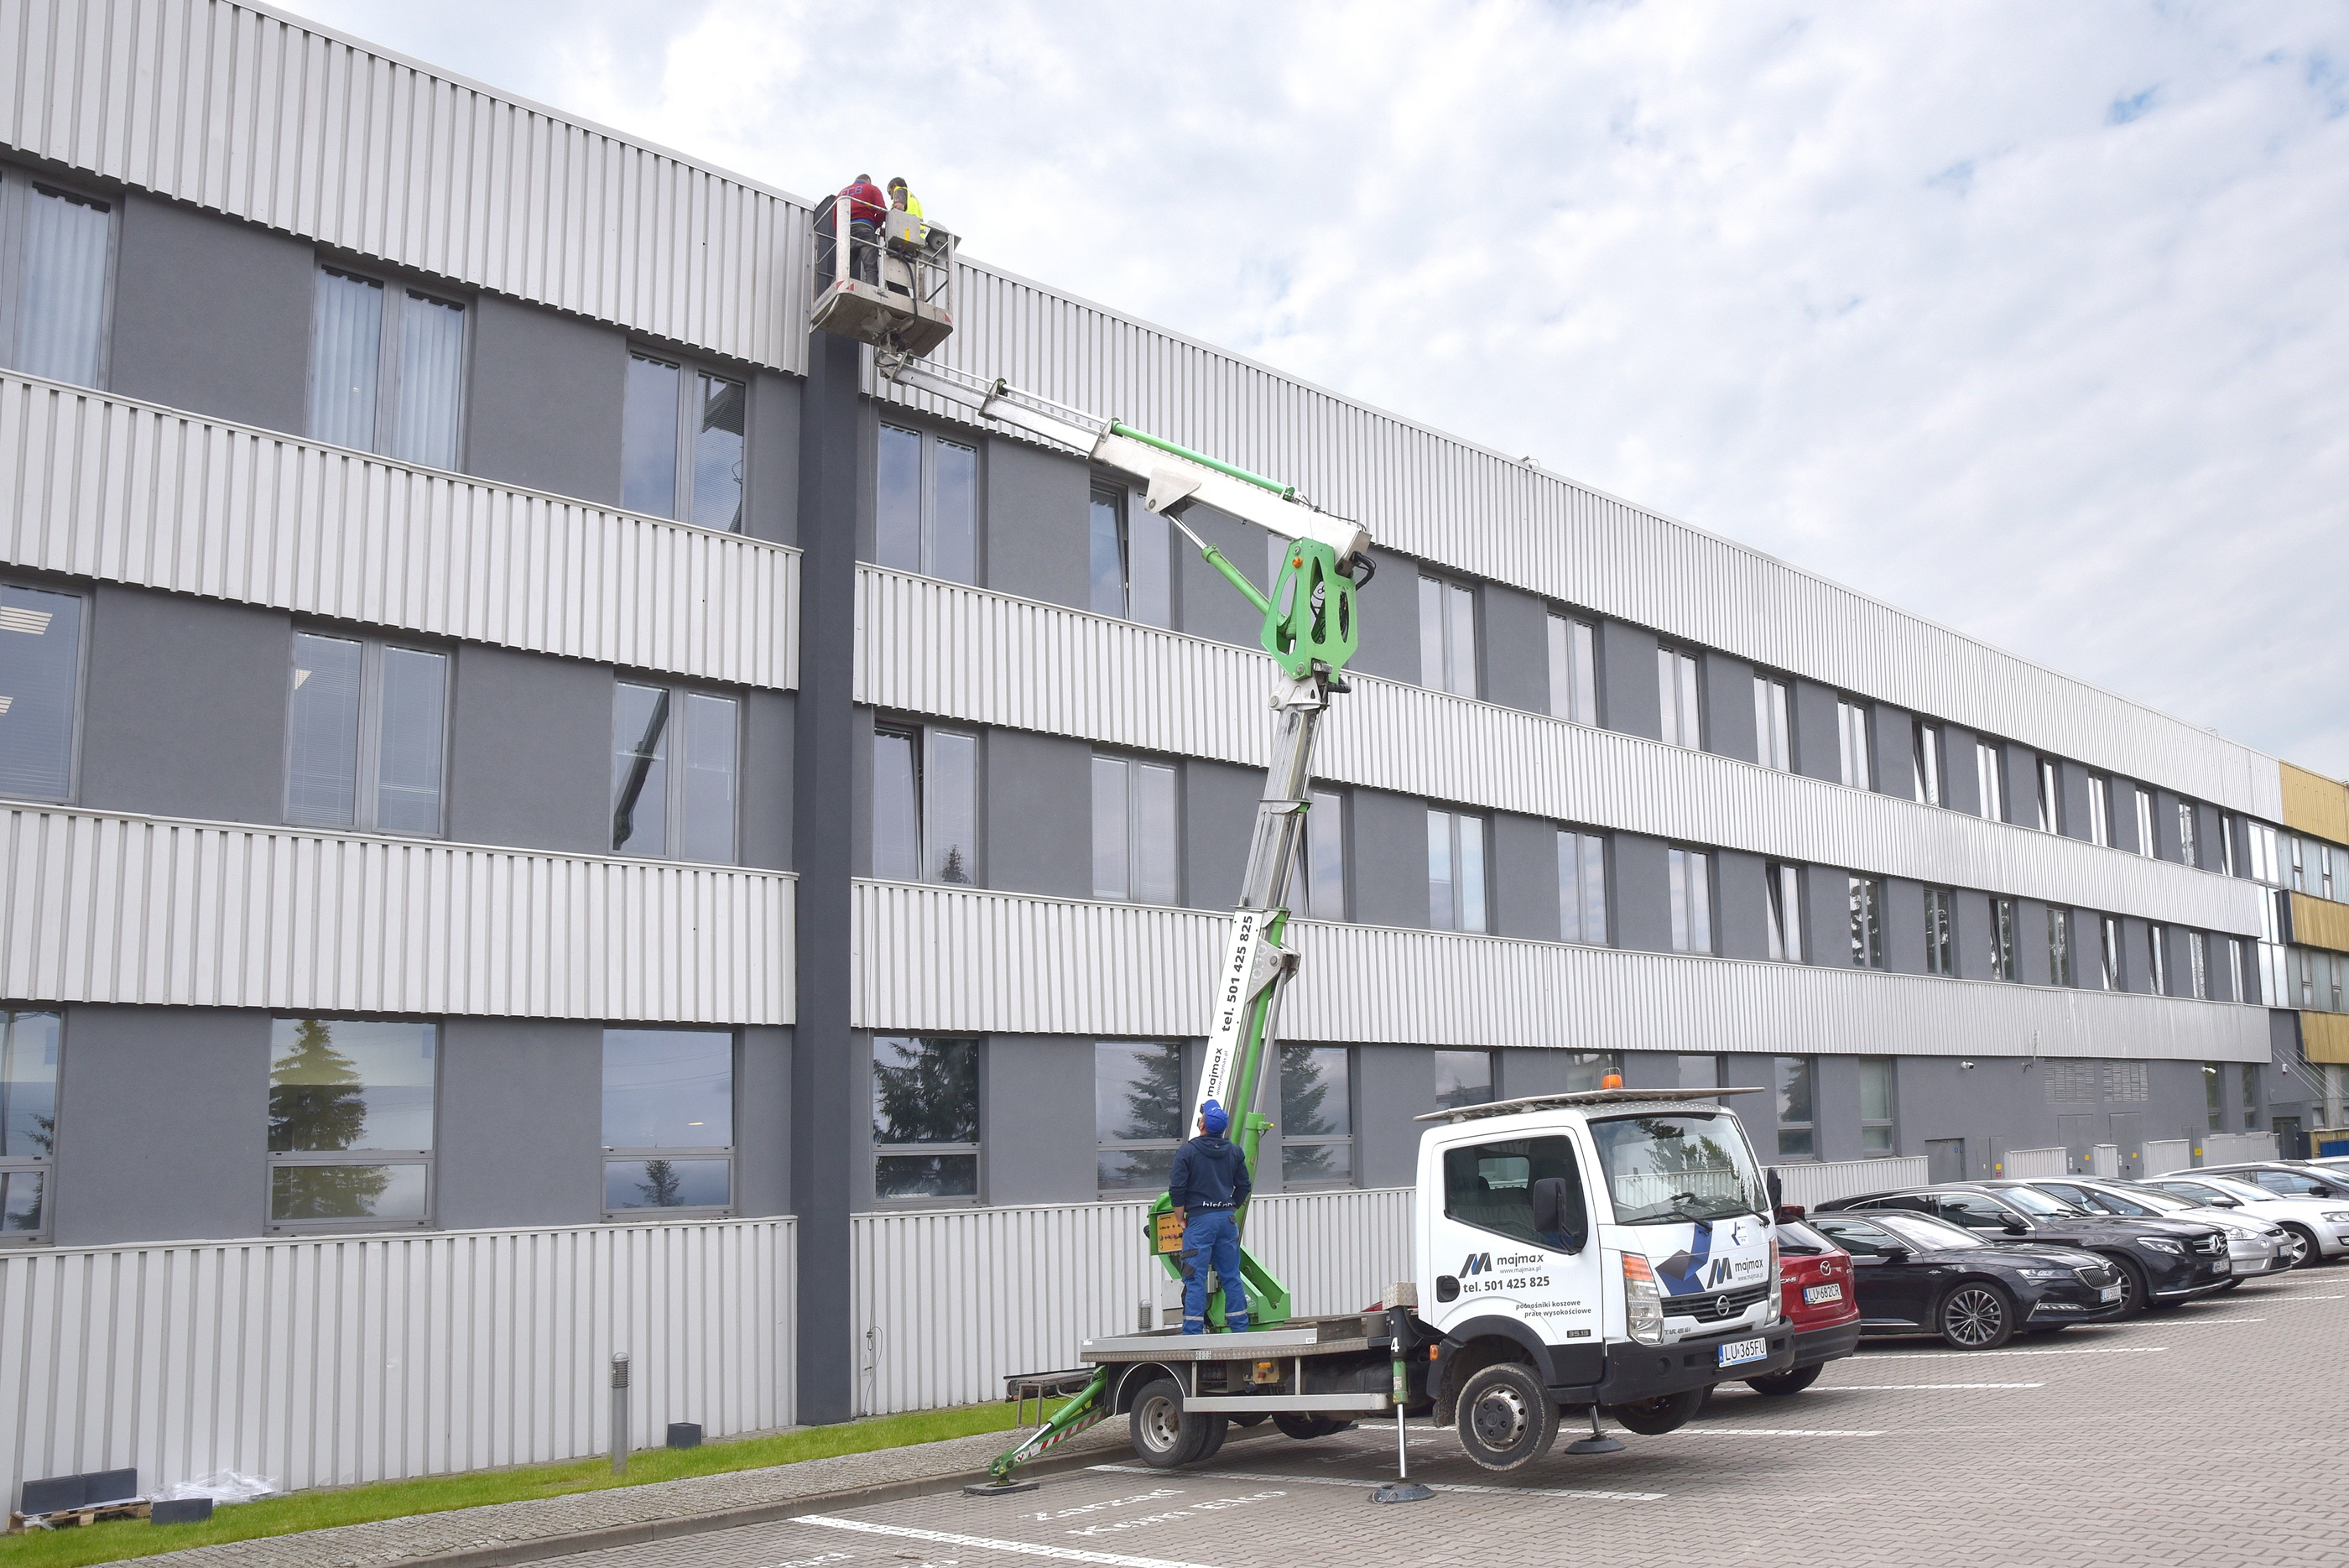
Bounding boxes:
840 174 887 285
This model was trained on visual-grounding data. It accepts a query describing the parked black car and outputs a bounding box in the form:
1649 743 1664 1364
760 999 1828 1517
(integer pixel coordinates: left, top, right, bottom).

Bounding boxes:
1803 1209 2124 1348
1816 1181 2232 1313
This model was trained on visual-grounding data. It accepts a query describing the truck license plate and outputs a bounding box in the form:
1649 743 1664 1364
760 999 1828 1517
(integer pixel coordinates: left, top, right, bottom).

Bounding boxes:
2097 1285 2122 1302
1717 1337 1768 1368
1802 1284 1843 1305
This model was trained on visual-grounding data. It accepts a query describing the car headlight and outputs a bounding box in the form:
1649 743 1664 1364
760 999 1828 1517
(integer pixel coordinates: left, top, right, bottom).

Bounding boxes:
2322 1211 2349 1222
2136 1237 2184 1254
1622 1253 1664 1346
2016 1268 2071 1279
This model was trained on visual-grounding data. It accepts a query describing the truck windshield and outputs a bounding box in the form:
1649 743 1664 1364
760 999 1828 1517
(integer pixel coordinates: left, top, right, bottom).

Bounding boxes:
1590 1112 1764 1225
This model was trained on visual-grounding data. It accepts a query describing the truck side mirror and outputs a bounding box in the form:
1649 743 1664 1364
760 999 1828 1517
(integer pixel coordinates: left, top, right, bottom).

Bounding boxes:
1531 1178 1585 1253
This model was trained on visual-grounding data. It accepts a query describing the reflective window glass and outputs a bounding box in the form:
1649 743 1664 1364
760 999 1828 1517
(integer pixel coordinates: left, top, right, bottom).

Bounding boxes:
1096 1041 1184 1190
286 633 363 827
874 1036 980 1199
1280 1044 1352 1187
690 372 746 531
0 583 84 799
611 682 670 854
266 1018 435 1227
13 183 112 386
1433 1049 1493 1110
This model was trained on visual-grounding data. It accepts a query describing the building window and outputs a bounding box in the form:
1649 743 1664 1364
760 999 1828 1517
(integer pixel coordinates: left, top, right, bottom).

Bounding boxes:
622 352 745 530
2101 915 2122 991
1279 1044 1352 1187
1668 846 1712 954
2218 813 2239 876
266 1018 435 1232
1547 614 1597 725
2087 776 2112 847
1429 809 1489 934
873 1036 980 1199
0 581 86 801
1676 1054 1725 1090
1766 862 1804 962
0 1009 60 1242
1565 1051 1622 1091
1848 876 1885 968
2323 843 2338 901
2047 907 2074 987
1297 787 1346 920
1094 754 1180 903
1658 646 1701 748
874 725 978 884
1096 1041 1184 1192
1557 827 1607 945
2148 924 2169 993
2133 786 2156 859
1434 1049 1495 1111
307 264 466 469
1912 720 1942 805
612 682 740 862
1754 675 1792 771
2036 759 2061 833
1990 897 2018 981
2176 802 2199 869
875 424 977 584
2299 949 2315 1008
1923 887 1955 976
2203 1062 2224 1132
2 172 114 388
2188 931 2209 1000
602 1029 732 1216
1977 741 2005 821
1773 1056 1816 1159
1088 485 1170 625
2247 820 2280 883
1418 576 1477 696
1836 698 1871 789
285 633 449 836
1859 1057 1896 1155
2240 1064 2259 1131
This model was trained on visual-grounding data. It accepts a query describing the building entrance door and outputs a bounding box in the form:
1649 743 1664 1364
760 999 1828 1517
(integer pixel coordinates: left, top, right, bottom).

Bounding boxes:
1925 1138 1965 1183
2108 1112 2141 1177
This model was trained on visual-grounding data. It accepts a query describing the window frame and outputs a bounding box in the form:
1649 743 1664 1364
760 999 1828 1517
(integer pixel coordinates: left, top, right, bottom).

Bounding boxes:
1557 826 1608 945
2188 930 2209 1000
1546 612 1597 725
2148 923 2169 994
1990 896 2018 982
0 1008 62 1246
600 1027 737 1222
2175 801 2199 869
1911 720 1942 805
0 576 91 805
1847 874 1885 969
611 678 744 864
1773 1055 1817 1161
1658 644 1702 748
1923 886 1956 976
2101 914 2122 991
1766 862 1804 962
0 164 120 390
2239 1063 2259 1131
1858 1056 1896 1157
1433 1047 1497 1112
2087 775 2112 847
2133 786 2156 859
1095 1039 1186 1195
622 346 750 531
1297 785 1347 920
263 1015 439 1237
1417 575 1478 697
1754 674 1793 771
1976 740 2005 821
1667 844 1713 955
872 1034 983 1205
875 421 980 584
283 628 453 837
2036 758 2062 834
305 258 471 468
1428 806 1490 935
1279 1044 1356 1190
1092 752 1181 904
873 721 981 886
1836 697 1872 789
2047 906 2074 987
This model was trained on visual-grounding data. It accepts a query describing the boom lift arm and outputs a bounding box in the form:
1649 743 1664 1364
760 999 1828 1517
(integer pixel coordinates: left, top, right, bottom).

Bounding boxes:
878 360 1377 1484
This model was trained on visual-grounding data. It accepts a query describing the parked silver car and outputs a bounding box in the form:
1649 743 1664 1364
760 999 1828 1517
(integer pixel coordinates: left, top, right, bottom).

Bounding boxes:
2018 1177 2299 1275
2145 1171 2349 1264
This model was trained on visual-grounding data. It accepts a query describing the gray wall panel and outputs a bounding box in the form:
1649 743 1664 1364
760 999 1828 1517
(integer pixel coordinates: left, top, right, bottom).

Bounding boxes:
983 437 1089 610
985 728 1094 899
1177 505 1265 651
1612 832 1669 952
1714 849 1769 961
1883 877 1927 976
462 296 626 504
109 195 311 435
445 643 612 855
2152 790 2185 862
982 1036 1094 1206
2112 778 2148 856
1183 757 1259 910
744 372 801 546
52 1005 268 1245
1352 787 1429 929
79 584 288 825
1480 583 1547 714
1954 888 1995 982
2005 747 2040 829
1492 811 1560 942
2117 916 2154 993
1805 865 1852 972
1942 726 1982 816
2058 760 2096 842
1870 705 1914 799
736 1024 793 1216
435 1018 601 1230
1790 680 1841 784
1704 653 1757 763
1357 1044 1435 1190
2014 900 2052 987
1349 547 1420 684
741 690 796 872
1597 621 1659 739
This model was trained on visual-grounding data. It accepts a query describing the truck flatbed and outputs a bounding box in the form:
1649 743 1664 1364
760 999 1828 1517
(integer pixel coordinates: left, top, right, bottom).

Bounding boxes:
1080 1314 1382 1362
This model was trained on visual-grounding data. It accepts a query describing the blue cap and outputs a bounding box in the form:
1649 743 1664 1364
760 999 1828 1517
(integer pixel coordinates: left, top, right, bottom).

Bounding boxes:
1201 1100 1229 1135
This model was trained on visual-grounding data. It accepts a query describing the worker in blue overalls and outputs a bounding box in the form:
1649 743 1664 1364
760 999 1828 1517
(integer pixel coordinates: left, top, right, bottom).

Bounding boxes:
1169 1099 1253 1334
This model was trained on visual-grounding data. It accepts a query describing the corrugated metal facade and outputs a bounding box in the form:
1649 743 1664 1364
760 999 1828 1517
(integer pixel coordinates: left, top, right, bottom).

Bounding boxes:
0 372 799 690
0 807 794 1023
847 1190 1411 1416
0 1216 795 1500
0 3 2280 813
852 879 2270 1063
0 0 808 372
857 568 2262 934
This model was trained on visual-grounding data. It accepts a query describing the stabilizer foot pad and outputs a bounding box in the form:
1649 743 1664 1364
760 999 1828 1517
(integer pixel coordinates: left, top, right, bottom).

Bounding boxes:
1369 1482 1435 1503
964 1480 1041 1497
1565 1435 1626 1455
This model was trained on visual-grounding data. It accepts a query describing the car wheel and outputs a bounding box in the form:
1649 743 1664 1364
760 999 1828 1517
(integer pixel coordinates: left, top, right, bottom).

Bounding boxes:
1272 1413 1351 1440
1128 1378 1211 1469
1937 1283 2016 1350
1606 1387 1708 1435
1455 1362 1559 1472
2104 1255 2151 1315
1744 1363 1823 1397
2282 1225 2320 1268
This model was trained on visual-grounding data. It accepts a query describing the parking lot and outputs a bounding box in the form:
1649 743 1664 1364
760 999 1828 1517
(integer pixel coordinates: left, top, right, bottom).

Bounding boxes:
540 1269 2346 1568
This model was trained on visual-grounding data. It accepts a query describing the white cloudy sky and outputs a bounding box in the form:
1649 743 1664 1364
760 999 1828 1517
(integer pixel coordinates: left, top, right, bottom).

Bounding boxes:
289 0 2349 775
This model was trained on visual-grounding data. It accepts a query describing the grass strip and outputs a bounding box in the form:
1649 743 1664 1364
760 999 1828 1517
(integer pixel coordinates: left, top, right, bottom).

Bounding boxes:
0 1402 1025 1568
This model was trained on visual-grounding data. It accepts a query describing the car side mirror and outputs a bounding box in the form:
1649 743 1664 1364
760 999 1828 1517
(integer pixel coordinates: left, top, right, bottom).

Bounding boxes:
2003 1217 2029 1234
2212 1196 2241 1207
1530 1177 1585 1253
1878 1246 1912 1264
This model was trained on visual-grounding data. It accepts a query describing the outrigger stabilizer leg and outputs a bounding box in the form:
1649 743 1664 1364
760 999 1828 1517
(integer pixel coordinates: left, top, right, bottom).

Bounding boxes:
966 1368 1112 1496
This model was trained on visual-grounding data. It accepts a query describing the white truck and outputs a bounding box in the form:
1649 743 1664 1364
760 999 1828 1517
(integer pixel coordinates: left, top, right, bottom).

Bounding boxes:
1075 1087 1792 1473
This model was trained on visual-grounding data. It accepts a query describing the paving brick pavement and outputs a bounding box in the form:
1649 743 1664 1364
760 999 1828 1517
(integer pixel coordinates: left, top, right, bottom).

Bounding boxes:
516 1270 2348 1568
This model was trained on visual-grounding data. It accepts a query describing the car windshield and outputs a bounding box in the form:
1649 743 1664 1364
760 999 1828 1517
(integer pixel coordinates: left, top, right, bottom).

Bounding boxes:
1590 1112 1765 1225
2116 1186 2192 1214
2195 1175 2279 1204
1997 1185 2081 1216
1868 1211 1987 1250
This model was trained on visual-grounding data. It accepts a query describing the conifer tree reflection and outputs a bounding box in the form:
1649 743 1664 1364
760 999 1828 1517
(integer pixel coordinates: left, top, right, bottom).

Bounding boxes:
269 1019 391 1216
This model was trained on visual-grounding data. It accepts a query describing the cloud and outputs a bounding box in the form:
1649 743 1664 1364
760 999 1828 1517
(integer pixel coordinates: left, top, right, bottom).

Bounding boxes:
289 0 2349 777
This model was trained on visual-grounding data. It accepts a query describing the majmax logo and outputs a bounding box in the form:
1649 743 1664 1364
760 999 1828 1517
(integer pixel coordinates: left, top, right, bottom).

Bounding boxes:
1461 1253 1492 1275
1706 1257 1735 1287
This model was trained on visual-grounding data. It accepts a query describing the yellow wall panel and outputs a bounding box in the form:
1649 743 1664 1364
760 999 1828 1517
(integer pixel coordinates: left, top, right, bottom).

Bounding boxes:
2281 763 2349 842
2294 893 2349 955
2303 1011 2349 1065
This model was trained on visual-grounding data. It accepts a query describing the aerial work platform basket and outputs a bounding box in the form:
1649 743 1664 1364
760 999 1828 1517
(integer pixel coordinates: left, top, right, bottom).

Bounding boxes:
809 191 956 357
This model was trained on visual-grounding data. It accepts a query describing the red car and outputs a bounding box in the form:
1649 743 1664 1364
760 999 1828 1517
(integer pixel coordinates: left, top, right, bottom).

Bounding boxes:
1748 1209 1862 1394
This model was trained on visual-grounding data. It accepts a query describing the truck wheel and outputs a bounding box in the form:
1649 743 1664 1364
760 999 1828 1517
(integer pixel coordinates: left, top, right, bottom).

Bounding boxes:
1744 1362 1822 1396
1229 1413 1267 1427
1455 1363 1558 1472
1128 1378 1211 1469
1191 1414 1232 1462
1605 1388 1706 1435
1273 1413 1351 1440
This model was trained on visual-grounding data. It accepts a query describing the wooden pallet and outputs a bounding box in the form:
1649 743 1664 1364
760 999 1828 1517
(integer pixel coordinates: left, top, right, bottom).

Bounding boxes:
7 1499 153 1533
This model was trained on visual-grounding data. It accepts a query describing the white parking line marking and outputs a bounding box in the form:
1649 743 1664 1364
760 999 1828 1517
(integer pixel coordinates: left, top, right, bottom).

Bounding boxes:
1090 1462 1663 1502
1823 1383 2045 1389
2144 1317 2264 1325
1875 1345 2169 1359
1663 1427 1883 1436
793 1516 1221 1568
